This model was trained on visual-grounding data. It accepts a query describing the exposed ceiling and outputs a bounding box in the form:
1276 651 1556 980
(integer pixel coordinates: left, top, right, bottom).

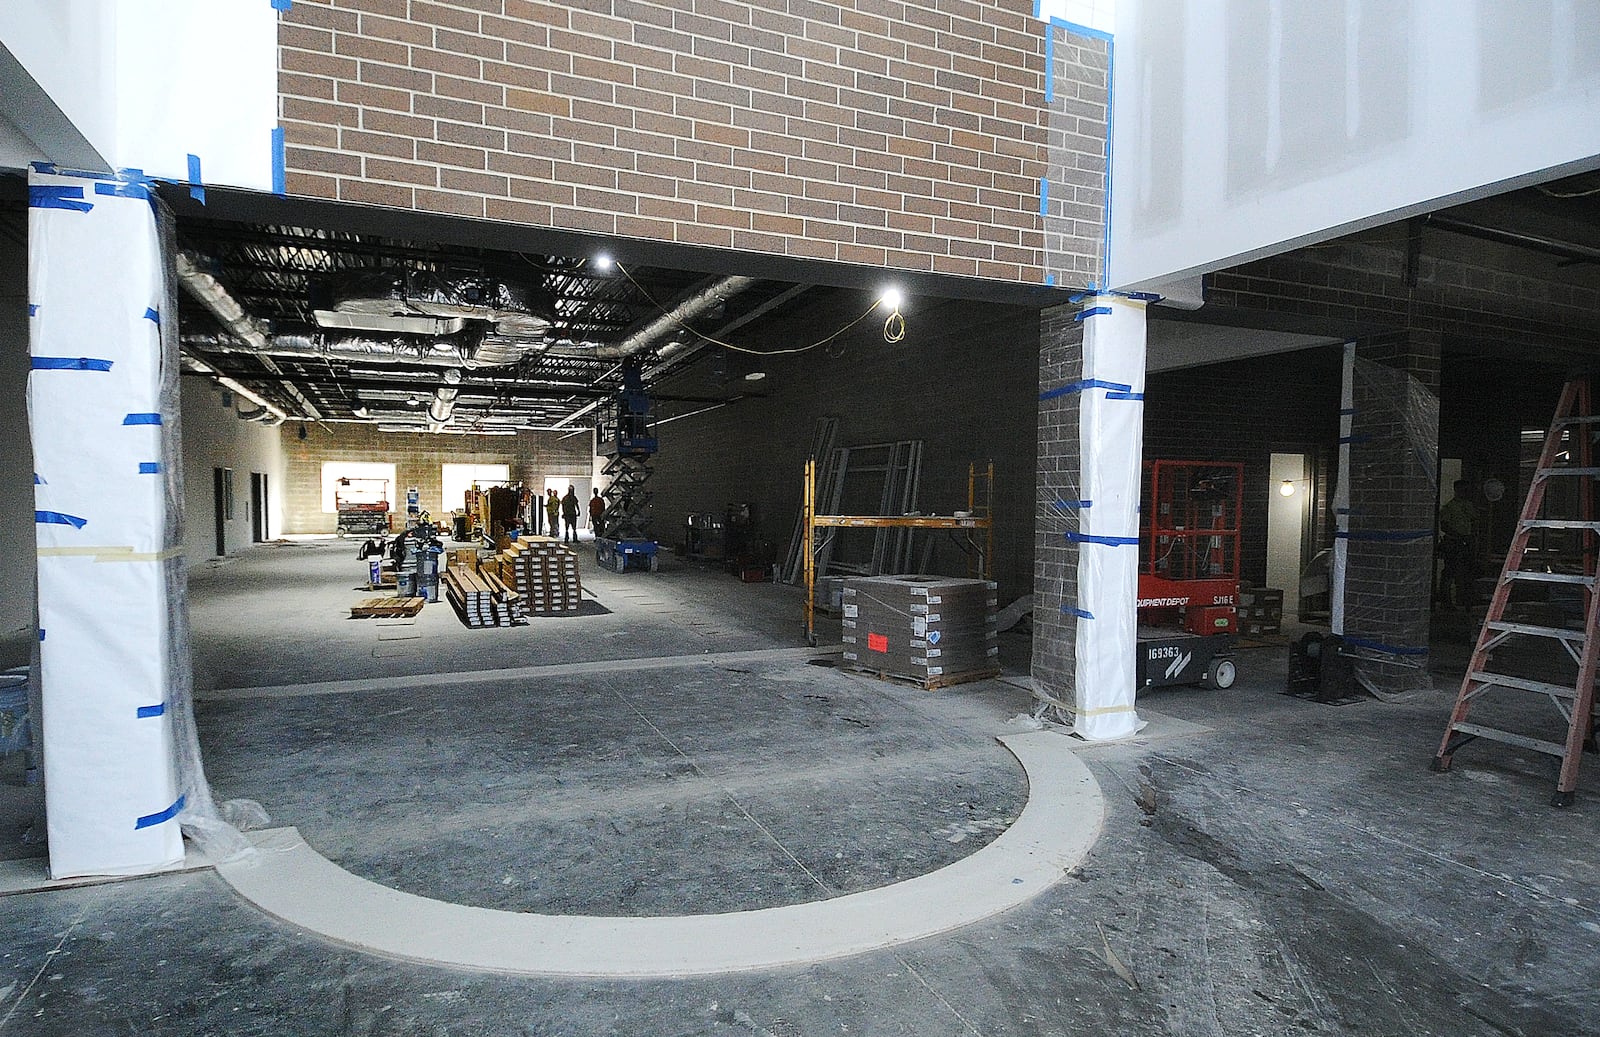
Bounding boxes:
173 217 824 432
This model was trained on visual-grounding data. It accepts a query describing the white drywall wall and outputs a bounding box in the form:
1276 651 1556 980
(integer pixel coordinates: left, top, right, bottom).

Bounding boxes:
0 226 36 651
1110 0 1600 289
181 380 286 559
0 0 277 188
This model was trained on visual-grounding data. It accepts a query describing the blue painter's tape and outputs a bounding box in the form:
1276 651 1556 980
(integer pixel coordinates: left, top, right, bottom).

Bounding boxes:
1044 272 1056 286
36 510 87 529
187 154 205 203
139 462 162 474
1063 606 1096 619
123 413 162 426
1040 378 1133 401
1044 29 1056 102
136 703 166 718
1336 530 1433 542
1074 306 1113 322
33 356 113 372
1054 499 1092 511
1039 177 1049 216
38 629 44 642
1065 531 1139 546
272 0 293 8
271 126 287 194
1032 0 1041 16
1105 391 1144 401
94 181 150 202
143 307 160 326
1339 434 1371 445
27 304 38 317
1342 637 1429 657
1048 15 1115 44
134 794 186 830
32 473 43 485
28 185 92 212
1339 408 1357 416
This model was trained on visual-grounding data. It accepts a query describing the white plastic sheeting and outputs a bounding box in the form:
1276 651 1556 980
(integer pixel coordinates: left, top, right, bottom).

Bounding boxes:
1072 295 1148 741
29 167 183 877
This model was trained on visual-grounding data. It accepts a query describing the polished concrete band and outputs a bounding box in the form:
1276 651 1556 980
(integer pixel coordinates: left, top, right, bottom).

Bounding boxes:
216 730 1104 977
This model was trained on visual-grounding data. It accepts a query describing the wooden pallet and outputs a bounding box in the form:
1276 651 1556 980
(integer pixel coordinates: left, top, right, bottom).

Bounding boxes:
350 596 425 619
842 664 1001 691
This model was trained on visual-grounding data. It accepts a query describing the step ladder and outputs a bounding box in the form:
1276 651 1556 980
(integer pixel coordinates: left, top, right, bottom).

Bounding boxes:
1432 376 1600 806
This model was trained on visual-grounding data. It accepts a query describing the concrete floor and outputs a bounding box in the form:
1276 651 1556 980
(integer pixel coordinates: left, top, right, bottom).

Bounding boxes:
1 540 1598 1035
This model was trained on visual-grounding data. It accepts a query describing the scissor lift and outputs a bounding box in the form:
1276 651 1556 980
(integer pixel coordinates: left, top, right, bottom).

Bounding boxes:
1136 460 1243 689
595 364 659 573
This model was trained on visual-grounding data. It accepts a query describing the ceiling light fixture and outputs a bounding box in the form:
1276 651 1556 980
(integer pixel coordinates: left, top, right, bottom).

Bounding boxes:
593 253 614 271
878 287 903 311
744 371 767 381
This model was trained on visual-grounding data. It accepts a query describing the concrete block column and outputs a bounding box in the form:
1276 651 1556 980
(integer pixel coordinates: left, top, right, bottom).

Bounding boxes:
28 168 185 877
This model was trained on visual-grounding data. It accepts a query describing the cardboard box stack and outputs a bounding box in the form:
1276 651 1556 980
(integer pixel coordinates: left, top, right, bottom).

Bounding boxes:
840 575 999 686
1238 586 1284 635
490 536 584 615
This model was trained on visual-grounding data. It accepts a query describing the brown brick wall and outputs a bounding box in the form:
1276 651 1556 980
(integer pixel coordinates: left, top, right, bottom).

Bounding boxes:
278 0 1052 283
281 423 592 533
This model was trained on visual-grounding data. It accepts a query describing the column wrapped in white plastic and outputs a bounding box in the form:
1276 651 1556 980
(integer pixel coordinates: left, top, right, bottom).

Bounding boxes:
29 167 184 877
1072 295 1148 741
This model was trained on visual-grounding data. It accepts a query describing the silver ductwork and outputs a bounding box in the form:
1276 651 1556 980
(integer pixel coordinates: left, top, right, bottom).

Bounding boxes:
180 331 517 370
313 269 551 339
544 275 759 359
427 368 462 432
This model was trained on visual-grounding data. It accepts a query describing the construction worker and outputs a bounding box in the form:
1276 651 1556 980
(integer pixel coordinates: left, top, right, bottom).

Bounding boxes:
561 486 580 543
545 489 560 539
1438 479 1477 610
589 488 605 538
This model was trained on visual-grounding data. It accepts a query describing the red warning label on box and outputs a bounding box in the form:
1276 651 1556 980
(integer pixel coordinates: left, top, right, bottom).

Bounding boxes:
867 632 888 653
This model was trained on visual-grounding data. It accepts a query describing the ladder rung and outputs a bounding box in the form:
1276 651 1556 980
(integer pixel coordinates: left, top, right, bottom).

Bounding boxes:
1467 671 1579 699
1534 467 1600 477
1522 520 1600 530
1483 621 1587 641
1448 722 1571 759
1504 571 1595 585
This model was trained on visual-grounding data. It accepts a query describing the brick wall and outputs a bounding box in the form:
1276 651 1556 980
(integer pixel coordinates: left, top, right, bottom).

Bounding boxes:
281 423 592 533
647 289 1040 603
1042 27 1106 289
278 0 1052 283
1030 302 1081 696
1143 346 1343 589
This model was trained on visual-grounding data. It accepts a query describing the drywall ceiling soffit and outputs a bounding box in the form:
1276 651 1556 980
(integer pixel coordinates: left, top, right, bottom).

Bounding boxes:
0 42 105 172
1145 320 1343 374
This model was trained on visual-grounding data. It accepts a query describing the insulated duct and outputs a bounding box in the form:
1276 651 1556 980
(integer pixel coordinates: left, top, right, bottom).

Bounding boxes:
315 268 551 338
544 275 760 359
427 368 462 433
181 331 491 369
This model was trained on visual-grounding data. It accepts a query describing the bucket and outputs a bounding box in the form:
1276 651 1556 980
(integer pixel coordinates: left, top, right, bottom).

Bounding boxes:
0 672 30 755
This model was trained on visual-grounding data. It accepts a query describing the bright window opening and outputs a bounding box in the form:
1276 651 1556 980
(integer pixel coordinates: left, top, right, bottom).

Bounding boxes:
321 462 395 514
442 463 511 514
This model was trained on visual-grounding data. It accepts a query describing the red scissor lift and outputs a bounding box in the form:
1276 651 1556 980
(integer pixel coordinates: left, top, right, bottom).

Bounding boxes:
1136 460 1242 689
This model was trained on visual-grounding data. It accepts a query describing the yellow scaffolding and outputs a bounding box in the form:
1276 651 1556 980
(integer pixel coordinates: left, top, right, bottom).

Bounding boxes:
803 459 994 646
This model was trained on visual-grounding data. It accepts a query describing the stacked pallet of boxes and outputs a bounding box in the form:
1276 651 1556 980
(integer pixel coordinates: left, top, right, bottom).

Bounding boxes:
840 575 999 687
1238 586 1284 635
442 564 526 628
492 536 583 615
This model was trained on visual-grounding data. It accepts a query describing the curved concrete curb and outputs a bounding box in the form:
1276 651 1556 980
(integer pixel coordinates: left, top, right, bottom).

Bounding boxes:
216 730 1104 977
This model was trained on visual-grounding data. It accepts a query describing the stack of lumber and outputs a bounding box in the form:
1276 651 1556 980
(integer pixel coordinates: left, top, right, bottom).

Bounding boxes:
484 536 583 615
350 597 425 619
442 564 526 628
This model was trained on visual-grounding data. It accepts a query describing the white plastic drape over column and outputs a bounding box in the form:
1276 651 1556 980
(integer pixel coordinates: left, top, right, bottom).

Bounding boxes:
29 167 184 878
1073 295 1148 741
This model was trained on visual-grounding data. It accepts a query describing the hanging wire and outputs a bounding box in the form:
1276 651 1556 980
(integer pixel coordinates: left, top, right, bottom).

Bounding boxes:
616 262 904 355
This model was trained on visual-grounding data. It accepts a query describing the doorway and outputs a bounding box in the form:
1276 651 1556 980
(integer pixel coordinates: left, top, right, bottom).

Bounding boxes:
250 472 270 543
213 467 234 557
1267 453 1309 616
544 476 594 536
